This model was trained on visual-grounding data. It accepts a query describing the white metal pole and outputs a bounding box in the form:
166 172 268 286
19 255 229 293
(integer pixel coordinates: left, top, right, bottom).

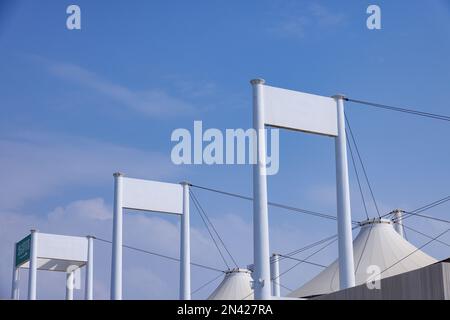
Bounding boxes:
11 243 20 300
85 236 94 300
393 210 405 238
180 182 191 300
271 254 280 298
28 229 38 300
66 271 74 300
111 172 123 300
333 94 356 290
251 79 271 300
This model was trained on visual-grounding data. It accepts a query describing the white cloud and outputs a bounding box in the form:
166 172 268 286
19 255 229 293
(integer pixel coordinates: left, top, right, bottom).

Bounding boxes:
0 131 181 211
0 198 215 299
164 74 217 98
49 198 112 222
269 3 345 39
309 3 345 27
0 194 331 299
1 129 445 299
272 17 309 39
2 194 446 300
44 60 194 118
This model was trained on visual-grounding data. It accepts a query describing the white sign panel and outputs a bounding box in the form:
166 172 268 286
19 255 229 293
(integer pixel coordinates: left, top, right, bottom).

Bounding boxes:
263 85 338 137
37 233 88 262
122 177 183 215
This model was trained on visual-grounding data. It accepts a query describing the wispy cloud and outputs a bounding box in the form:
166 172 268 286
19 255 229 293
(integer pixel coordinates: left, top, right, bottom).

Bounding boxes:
45 60 194 118
269 3 345 39
0 196 335 299
271 16 309 39
309 3 345 27
164 74 217 98
0 197 236 299
0 131 182 210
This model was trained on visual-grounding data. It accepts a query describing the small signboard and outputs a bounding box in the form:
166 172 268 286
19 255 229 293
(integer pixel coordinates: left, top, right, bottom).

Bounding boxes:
263 85 338 137
15 234 31 267
122 177 183 215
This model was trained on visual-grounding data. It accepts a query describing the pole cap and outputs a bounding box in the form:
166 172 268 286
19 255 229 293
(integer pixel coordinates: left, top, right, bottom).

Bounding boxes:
113 172 124 177
179 181 191 186
250 78 265 85
30 229 38 233
86 235 96 239
332 94 346 100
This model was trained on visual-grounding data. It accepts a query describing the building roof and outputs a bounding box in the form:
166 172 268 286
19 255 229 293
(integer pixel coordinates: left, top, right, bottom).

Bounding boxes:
208 268 254 300
289 218 438 298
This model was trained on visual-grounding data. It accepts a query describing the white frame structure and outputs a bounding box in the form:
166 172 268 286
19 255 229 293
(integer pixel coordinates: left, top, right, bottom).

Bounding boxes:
11 230 94 300
250 79 356 300
110 173 190 300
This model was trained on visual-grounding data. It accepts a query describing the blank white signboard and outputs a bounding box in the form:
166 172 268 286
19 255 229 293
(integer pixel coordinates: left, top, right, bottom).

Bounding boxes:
263 85 338 137
122 177 183 215
37 233 88 263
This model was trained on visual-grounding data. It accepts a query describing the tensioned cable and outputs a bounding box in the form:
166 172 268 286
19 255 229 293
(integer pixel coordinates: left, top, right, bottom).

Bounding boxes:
190 190 239 268
274 237 338 281
268 201 359 224
379 229 450 276
272 279 293 292
190 184 360 225
410 195 450 214
354 222 374 274
279 223 362 262
397 196 450 224
191 184 335 221
381 210 397 219
399 222 450 248
383 195 450 222
276 254 327 268
239 279 292 300
240 292 253 301
95 237 224 273
275 224 361 279
279 234 338 261
400 211 450 225
345 116 381 218
345 98 450 123
190 192 231 269
346 132 370 220
191 273 224 295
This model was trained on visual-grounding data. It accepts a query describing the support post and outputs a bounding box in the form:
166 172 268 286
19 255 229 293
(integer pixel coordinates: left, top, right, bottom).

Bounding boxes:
333 94 356 290
11 243 20 300
85 236 94 300
180 182 191 300
393 210 405 238
251 79 271 300
271 254 280 298
66 271 74 300
28 229 38 300
111 172 123 300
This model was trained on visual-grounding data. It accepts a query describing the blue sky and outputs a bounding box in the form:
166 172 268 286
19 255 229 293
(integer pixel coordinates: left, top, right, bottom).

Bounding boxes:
0 0 449 299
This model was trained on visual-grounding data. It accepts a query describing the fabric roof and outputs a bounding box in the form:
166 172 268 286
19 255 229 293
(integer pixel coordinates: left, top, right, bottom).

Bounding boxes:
289 218 437 298
208 268 254 300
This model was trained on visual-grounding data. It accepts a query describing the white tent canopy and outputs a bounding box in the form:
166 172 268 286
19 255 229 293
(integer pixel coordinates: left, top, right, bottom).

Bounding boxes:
289 218 437 298
208 268 254 300
17 233 89 272
12 231 94 300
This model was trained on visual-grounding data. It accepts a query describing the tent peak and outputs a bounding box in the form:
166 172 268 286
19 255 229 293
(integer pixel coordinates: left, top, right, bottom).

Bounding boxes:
225 268 252 275
359 217 391 227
